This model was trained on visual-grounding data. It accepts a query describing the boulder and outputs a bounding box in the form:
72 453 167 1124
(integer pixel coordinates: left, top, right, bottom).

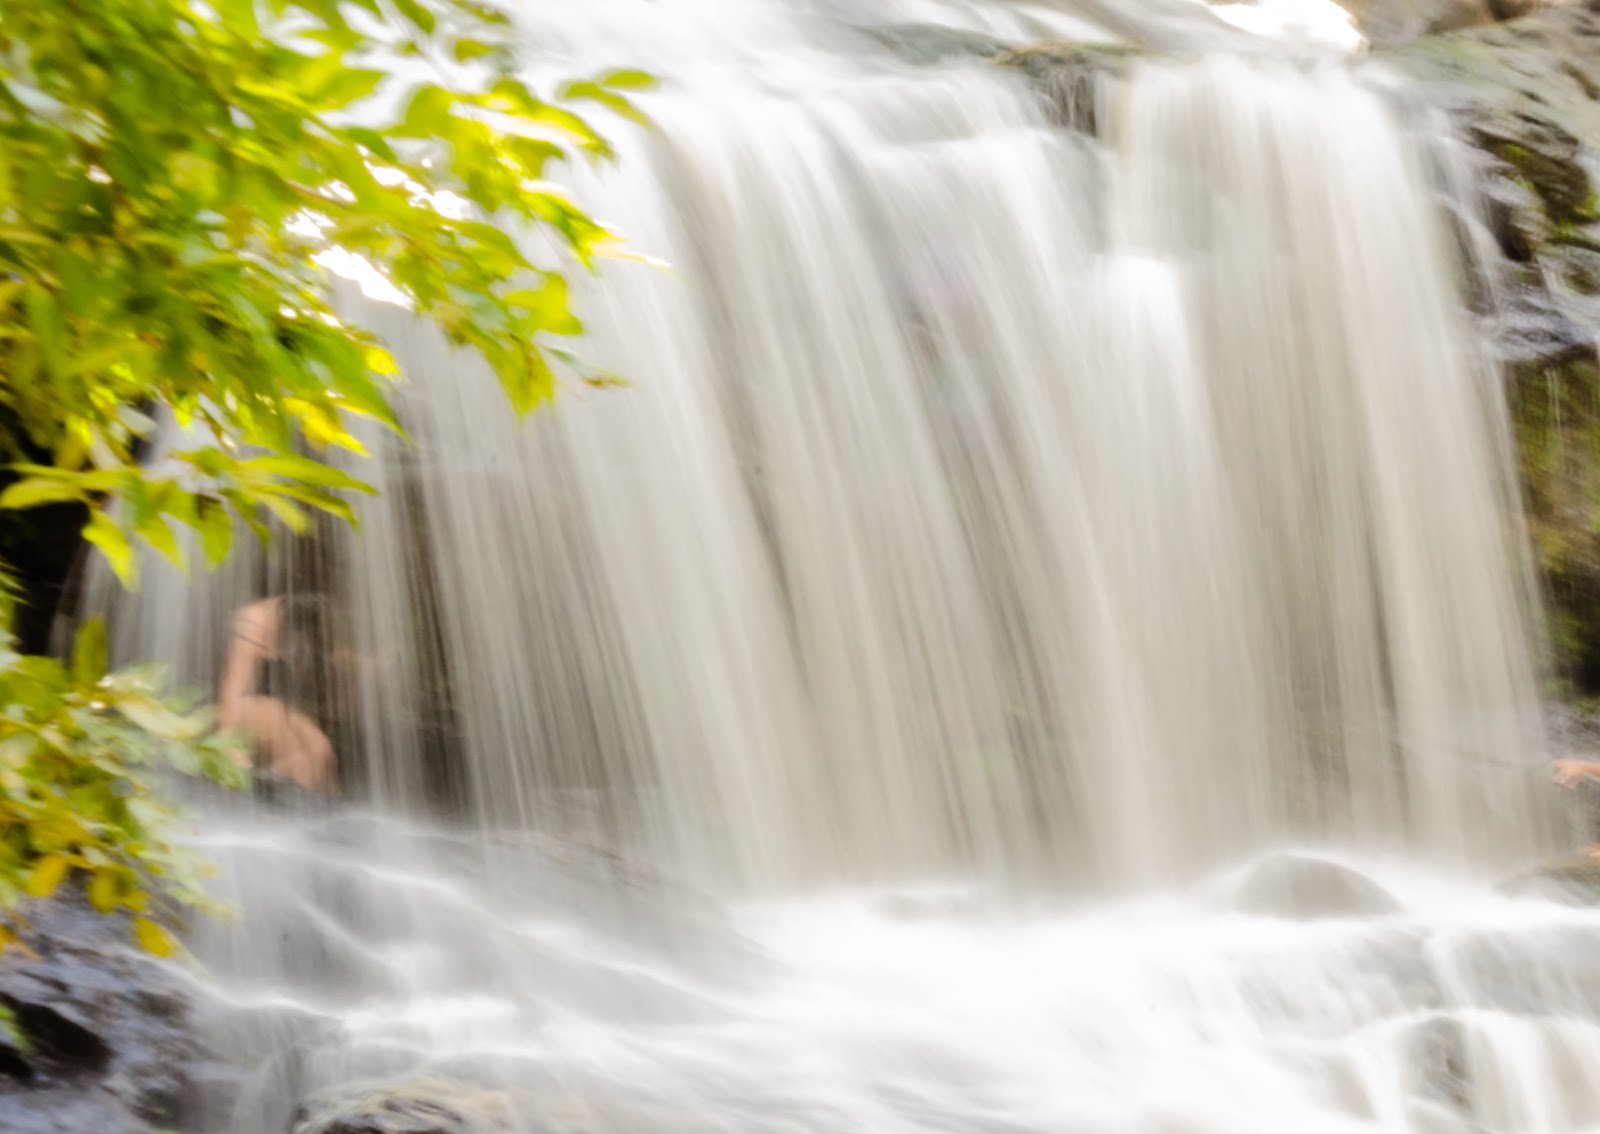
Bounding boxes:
1228 852 1404 919
0 890 222 1134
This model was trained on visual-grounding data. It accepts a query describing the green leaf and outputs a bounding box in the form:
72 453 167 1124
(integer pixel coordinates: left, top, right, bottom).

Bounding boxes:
392 0 437 32
0 734 38 768
132 917 177 958
558 81 651 128
244 454 375 493
0 1003 27 1049
401 83 455 135
507 273 582 336
196 501 233 568
136 514 184 572
598 68 656 90
22 285 64 374
451 37 497 63
313 67 388 110
72 617 108 687
115 691 203 741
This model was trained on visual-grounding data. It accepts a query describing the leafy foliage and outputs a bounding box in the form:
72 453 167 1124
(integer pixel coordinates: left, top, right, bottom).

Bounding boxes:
0 0 646 583
0 617 248 955
0 0 648 949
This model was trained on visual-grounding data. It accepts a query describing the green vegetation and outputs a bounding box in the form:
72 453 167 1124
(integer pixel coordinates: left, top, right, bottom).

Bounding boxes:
0 617 247 955
0 0 643 946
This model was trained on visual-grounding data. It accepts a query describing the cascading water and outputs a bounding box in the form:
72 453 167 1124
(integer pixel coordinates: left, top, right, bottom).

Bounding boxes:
76 2 1600 1131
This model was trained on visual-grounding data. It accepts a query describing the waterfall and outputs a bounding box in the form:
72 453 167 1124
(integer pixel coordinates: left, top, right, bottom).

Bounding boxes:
74 3 1600 1132
108 34 1553 892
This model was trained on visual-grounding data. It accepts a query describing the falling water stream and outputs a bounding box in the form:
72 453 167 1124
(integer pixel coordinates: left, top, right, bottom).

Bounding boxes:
81 0 1600 1130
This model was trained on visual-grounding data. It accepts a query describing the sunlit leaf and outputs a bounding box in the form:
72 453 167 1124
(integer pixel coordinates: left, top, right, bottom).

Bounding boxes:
115 691 204 741
196 500 233 568
83 513 137 590
72 617 108 687
23 856 70 900
0 478 86 510
86 869 119 914
132 917 177 958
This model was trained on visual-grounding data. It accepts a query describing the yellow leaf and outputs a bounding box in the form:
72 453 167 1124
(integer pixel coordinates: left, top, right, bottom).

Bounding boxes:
132 917 177 958
87 869 118 914
84 512 137 590
0 477 87 510
363 345 397 375
23 855 70 899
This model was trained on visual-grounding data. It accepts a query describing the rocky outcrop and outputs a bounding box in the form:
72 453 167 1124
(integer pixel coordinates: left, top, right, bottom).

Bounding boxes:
1385 4 1600 687
0 891 225 1134
1340 0 1497 46
1337 0 1570 46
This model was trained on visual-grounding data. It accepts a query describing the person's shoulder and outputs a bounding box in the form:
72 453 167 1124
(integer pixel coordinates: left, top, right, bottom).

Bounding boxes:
234 597 282 635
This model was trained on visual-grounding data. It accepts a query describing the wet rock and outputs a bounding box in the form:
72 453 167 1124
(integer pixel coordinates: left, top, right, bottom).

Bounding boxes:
289 1077 692 1134
993 43 1144 131
1229 853 1404 919
1384 4 1600 688
1340 0 1495 47
1498 851 1600 901
1402 1013 1475 1113
0 890 221 1134
859 23 1012 65
290 1078 522 1134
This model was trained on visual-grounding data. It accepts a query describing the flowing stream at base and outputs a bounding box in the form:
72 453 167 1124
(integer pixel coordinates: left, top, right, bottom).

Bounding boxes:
81 0 1600 1130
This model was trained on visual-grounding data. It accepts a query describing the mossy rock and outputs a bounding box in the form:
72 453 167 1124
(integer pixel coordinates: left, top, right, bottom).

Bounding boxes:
1385 5 1600 691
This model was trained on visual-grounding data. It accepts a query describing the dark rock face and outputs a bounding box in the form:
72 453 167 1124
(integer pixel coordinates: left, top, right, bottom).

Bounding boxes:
0 892 221 1134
